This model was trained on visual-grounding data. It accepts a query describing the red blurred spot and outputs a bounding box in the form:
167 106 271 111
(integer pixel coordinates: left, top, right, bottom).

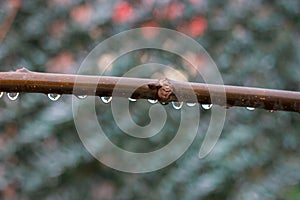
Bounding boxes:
178 16 207 38
49 20 67 38
189 16 207 37
141 21 160 39
70 4 93 26
112 2 134 24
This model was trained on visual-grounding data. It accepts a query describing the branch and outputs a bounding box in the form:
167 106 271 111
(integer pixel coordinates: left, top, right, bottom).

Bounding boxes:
0 68 300 113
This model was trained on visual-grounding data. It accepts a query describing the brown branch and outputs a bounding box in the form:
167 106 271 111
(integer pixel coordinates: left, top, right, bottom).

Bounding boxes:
0 68 300 113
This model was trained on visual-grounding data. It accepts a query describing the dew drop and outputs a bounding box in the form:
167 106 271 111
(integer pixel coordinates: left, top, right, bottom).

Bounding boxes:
7 92 19 101
0 92 3 98
76 95 87 99
186 102 196 107
100 96 112 104
172 102 183 110
128 97 137 102
48 93 61 101
246 107 255 111
201 104 212 110
268 110 275 113
148 99 158 104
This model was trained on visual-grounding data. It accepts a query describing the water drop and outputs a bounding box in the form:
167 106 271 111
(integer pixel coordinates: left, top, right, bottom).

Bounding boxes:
172 102 183 110
268 110 275 113
128 97 137 102
186 102 196 107
161 102 168 105
0 92 3 98
7 92 19 101
100 96 112 104
76 95 87 99
201 104 212 110
148 99 158 104
48 93 61 101
246 107 255 111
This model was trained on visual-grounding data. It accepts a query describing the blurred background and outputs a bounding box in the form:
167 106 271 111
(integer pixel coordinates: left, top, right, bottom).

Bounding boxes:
1 0 300 199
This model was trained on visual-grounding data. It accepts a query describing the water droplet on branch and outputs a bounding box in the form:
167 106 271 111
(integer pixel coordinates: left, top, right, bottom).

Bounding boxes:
128 97 137 102
7 92 19 101
246 107 255 111
172 102 183 110
147 99 158 104
186 102 196 107
48 93 61 101
76 95 87 99
101 96 112 104
201 104 212 110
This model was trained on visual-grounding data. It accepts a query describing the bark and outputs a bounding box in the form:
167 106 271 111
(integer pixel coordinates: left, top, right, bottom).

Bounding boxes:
0 68 300 113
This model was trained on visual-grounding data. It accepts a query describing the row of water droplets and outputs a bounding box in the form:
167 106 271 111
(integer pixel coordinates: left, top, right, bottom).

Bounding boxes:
0 92 256 111
0 92 62 101
0 92 19 101
103 96 210 110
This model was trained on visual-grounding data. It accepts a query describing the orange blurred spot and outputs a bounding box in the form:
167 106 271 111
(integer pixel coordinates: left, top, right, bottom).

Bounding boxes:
49 20 67 38
112 1 134 24
6 0 21 9
0 0 21 44
153 2 185 20
189 0 203 5
46 51 76 73
2 184 17 200
5 122 18 139
70 4 93 26
141 21 160 39
166 2 185 20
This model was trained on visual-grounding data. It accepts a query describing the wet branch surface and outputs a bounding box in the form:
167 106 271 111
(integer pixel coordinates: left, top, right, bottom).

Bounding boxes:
0 68 300 113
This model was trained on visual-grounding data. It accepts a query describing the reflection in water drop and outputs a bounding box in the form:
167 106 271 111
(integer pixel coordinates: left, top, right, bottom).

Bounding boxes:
201 104 212 110
172 102 183 110
48 93 61 101
0 92 3 98
77 95 88 99
147 99 158 104
101 96 112 104
246 107 255 111
128 97 137 102
7 92 19 101
186 102 196 107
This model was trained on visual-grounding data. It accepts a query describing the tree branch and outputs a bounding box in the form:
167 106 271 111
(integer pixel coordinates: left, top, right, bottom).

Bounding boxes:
0 68 300 113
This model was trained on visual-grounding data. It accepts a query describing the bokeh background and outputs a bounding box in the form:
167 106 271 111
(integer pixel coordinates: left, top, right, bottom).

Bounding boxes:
1 0 300 199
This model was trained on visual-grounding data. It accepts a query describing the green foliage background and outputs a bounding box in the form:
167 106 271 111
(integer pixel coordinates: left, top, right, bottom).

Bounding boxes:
1 0 300 199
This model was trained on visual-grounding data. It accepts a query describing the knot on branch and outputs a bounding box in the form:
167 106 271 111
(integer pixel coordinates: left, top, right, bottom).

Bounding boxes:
148 78 174 102
16 67 31 73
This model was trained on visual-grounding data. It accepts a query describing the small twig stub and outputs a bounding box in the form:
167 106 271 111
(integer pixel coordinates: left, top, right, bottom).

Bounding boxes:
148 78 174 103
